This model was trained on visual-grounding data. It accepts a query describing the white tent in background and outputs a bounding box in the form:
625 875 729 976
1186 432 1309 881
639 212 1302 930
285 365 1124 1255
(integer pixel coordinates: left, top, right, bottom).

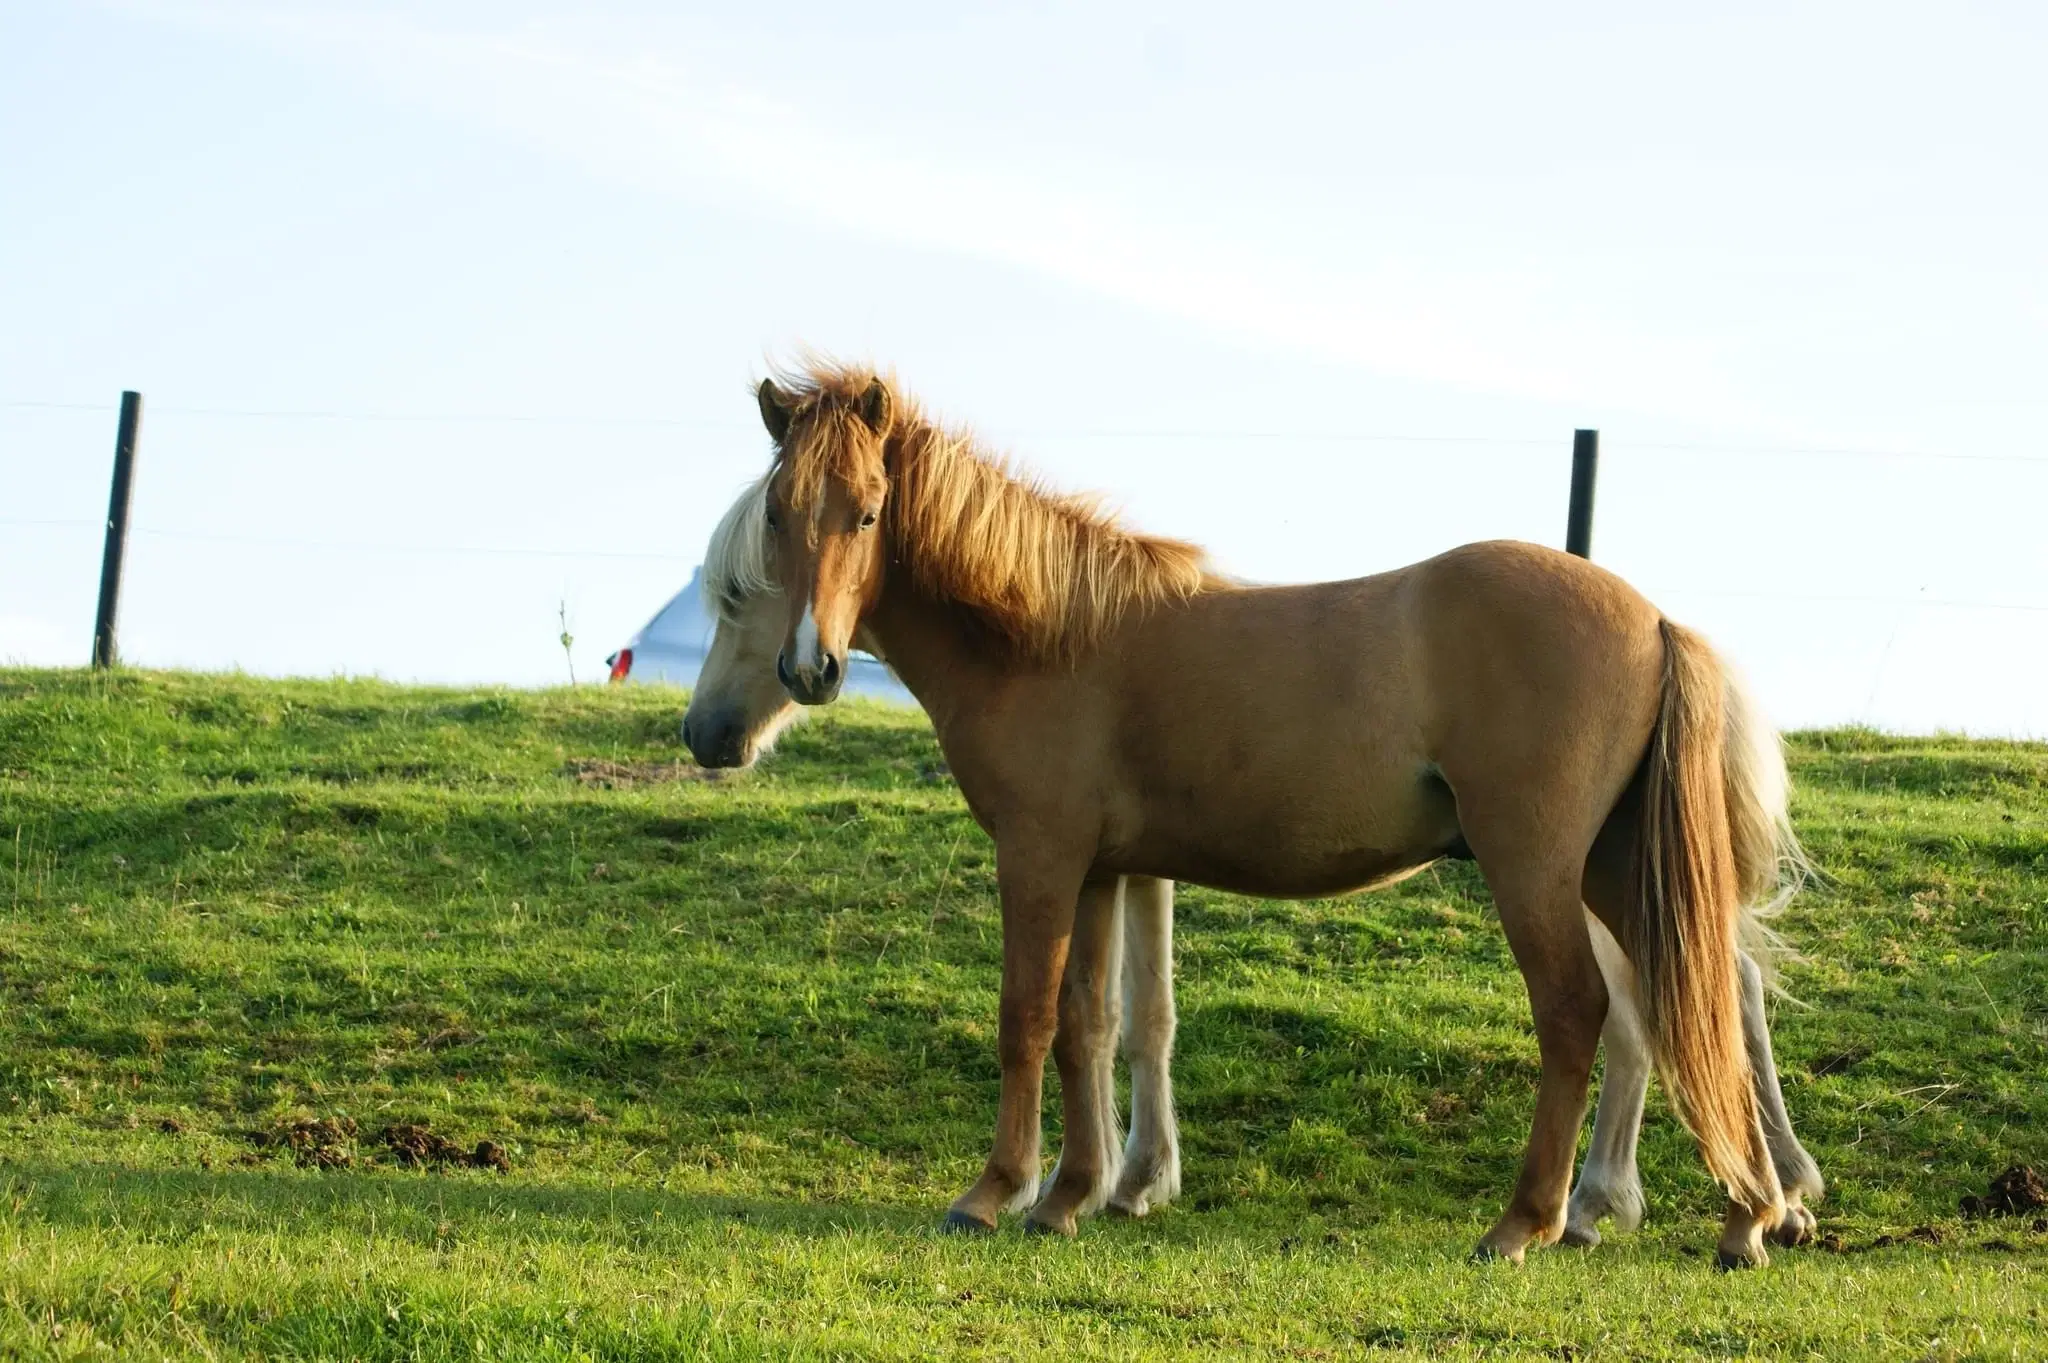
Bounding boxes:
606 566 914 704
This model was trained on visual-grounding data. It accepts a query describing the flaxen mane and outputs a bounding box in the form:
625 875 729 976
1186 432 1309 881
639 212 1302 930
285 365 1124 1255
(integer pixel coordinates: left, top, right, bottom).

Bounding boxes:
767 360 1212 666
702 475 776 625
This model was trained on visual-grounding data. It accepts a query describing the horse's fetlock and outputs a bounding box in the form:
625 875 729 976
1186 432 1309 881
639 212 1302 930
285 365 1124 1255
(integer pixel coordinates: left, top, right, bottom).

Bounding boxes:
999 1170 1042 1214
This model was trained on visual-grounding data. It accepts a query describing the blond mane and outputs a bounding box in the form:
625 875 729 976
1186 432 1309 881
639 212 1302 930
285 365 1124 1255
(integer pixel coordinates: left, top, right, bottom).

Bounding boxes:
767 360 1211 667
701 475 776 624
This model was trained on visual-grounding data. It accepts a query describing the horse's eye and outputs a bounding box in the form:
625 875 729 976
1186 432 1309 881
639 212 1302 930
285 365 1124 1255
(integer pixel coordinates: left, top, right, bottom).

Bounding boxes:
859 511 879 530
764 508 780 532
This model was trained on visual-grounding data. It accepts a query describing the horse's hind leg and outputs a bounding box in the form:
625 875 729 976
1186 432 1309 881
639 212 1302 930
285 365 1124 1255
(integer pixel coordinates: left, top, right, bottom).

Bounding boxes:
1740 951 1824 1246
1578 805 1821 1252
1110 875 1181 1217
1565 941 1823 1250
1026 877 1127 1235
1563 913 1650 1247
1465 843 1609 1263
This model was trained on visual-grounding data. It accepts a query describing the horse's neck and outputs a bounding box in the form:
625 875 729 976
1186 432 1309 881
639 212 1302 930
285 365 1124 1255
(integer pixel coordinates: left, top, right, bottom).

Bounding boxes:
863 577 993 734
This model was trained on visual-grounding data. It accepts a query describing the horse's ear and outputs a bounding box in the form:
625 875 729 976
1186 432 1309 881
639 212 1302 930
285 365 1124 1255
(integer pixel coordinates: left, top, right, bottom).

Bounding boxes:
858 378 892 434
757 379 792 444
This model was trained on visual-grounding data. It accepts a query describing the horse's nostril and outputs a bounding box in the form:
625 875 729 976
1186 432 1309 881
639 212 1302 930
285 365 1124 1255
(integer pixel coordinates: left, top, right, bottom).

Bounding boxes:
776 651 794 690
682 718 694 749
821 654 841 687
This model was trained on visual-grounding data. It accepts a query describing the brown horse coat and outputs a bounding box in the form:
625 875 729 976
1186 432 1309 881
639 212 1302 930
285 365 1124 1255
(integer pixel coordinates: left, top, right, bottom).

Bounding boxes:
755 361 1805 1266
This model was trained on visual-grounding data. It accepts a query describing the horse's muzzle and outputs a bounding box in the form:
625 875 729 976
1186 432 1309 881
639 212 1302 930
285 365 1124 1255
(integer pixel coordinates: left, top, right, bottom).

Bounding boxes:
777 649 843 706
682 711 752 769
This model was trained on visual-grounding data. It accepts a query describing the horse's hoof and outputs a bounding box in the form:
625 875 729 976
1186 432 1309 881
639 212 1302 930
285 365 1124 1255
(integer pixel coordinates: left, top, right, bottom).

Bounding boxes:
1558 1224 1601 1249
942 1209 996 1235
1022 1214 1076 1238
1771 1204 1817 1248
1715 1246 1768 1272
1470 1242 1524 1265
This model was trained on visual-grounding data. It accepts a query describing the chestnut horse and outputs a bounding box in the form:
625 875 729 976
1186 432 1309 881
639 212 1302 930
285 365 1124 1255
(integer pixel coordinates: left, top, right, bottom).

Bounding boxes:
681 474 1823 1249
751 362 1817 1265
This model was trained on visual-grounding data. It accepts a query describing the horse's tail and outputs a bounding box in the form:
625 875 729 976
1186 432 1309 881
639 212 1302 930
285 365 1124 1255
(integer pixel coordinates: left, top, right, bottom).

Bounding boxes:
1627 620 1778 1211
1721 654 1811 984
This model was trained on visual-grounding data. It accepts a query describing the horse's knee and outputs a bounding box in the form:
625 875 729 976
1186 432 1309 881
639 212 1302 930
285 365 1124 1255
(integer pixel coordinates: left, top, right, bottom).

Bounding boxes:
1122 999 1175 1050
999 998 1059 1067
1053 1015 1112 1071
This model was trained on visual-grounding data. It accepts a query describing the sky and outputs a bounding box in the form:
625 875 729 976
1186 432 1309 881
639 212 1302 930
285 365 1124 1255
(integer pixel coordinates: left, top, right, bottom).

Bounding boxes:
3 1 2046 733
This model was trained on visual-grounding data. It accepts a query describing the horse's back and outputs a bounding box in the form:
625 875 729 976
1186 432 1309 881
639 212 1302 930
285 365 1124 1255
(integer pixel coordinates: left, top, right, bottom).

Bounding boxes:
1084 540 1670 894
1119 538 1663 727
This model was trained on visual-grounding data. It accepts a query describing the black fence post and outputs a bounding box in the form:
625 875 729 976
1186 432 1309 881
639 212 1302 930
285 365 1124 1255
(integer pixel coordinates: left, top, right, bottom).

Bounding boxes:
1566 429 1598 560
91 391 143 669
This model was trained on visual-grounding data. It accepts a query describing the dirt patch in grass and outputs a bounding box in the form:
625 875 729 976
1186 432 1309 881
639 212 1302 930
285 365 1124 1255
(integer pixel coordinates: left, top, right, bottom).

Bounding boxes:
1962 1164 2048 1218
1817 1216 2048 1255
254 1117 359 1169
563 758 728 789
243 1118 510 1173
1814 1225 1941 1254
375 1123 512 1172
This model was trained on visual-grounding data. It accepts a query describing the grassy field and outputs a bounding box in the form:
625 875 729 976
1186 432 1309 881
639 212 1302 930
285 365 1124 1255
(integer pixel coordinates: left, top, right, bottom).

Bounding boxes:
1 667 2045 1360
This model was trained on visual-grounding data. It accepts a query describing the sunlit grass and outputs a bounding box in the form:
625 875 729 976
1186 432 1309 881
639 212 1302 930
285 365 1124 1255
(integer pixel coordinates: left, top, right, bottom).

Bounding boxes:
2 668 2044 1359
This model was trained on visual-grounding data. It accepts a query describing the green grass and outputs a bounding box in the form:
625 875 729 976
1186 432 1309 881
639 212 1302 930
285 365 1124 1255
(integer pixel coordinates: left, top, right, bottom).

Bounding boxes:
2 668 2045 1360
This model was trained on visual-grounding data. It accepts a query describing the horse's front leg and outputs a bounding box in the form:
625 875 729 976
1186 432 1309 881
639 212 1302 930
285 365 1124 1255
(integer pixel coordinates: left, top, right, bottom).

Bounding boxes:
1025 876 1127 1235
944 850 1087 1233
1111 874 1181 1217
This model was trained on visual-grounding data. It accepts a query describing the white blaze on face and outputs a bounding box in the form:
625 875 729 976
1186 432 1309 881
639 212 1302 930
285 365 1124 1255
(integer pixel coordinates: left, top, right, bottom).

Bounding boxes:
794 600 822 673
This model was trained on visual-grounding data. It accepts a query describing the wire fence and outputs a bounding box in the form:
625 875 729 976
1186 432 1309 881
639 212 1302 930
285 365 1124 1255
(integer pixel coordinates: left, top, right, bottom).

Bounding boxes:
11 396 2048 461
5 394 2045 732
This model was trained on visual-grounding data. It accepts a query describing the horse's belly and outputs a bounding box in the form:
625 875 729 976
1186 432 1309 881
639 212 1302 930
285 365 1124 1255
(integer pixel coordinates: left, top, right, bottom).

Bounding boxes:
1148 841 1443 899
1106 786 1461 899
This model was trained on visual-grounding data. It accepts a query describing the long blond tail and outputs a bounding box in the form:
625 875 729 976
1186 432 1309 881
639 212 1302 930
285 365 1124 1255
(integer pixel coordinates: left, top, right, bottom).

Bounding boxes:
1628 620 1776 1210
1721 656 1812 985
